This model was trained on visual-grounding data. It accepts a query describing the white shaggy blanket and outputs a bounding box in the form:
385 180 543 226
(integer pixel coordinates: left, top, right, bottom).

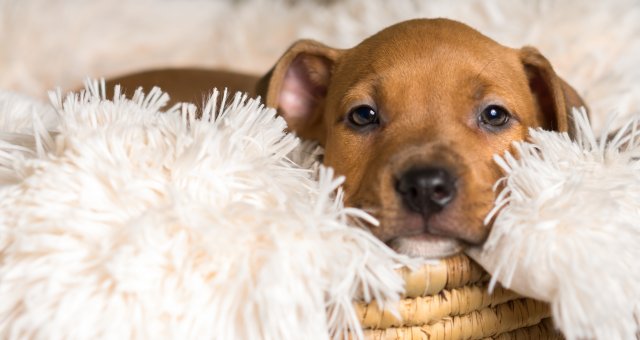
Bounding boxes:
0 82 415 339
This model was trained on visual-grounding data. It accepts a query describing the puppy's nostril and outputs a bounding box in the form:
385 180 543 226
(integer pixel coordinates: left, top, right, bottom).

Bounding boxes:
432 184 448 200
409 187 419 200
431 182 455 206
395 167 456 214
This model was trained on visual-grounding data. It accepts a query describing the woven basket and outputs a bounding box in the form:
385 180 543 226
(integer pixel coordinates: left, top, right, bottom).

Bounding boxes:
355 255 562 339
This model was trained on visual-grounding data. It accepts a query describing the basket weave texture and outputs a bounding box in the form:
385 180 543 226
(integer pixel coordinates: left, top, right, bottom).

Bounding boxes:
356 255 562 339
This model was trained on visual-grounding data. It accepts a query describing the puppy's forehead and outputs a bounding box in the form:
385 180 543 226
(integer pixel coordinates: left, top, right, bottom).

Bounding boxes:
338 18 516 76
367 19 503 54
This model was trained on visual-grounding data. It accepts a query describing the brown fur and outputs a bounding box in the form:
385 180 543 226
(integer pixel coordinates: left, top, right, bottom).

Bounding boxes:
104 19 586 258
104 68 258 107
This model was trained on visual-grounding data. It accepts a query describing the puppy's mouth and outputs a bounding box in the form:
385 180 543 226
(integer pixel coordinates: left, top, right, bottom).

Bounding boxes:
383 212 468 259
388 233 465 259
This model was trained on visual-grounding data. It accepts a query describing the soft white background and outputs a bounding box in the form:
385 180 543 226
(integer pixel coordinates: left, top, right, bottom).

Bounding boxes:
1 0 639 130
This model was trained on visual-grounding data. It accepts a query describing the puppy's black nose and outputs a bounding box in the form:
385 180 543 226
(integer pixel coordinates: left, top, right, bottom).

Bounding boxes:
396 167 456 214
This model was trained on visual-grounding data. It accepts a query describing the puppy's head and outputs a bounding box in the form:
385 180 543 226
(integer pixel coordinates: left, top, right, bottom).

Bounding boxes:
258 18 586 258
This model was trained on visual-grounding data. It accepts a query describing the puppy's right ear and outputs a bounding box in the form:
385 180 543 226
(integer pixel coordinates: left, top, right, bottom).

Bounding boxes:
256 39 342 142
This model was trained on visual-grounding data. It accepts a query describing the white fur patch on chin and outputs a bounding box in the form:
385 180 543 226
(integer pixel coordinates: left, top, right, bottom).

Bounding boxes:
389 234 465 259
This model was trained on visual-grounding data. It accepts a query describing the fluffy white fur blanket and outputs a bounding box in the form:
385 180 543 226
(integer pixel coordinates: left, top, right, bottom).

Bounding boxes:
0 82 416 339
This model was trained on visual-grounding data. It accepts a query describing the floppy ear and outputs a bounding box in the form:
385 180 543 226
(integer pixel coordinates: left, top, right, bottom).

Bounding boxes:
519 47 587 137
255 39 341 142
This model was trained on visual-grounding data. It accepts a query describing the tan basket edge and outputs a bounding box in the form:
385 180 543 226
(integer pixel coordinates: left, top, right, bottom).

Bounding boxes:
356 284 520 329
401 255 488 298
360 299 550 340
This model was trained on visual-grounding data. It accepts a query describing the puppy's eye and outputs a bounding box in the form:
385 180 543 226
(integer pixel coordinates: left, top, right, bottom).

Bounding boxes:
479 105 510 127
347 105 379 128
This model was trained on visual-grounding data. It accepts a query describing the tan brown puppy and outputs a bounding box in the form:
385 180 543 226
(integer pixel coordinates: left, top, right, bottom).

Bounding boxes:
106 18 585 258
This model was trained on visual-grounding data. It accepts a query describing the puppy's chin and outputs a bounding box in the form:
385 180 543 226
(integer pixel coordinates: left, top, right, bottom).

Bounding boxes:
388 234 465 259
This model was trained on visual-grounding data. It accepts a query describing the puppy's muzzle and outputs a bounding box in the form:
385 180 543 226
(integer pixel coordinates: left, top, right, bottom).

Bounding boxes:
395 167 456 215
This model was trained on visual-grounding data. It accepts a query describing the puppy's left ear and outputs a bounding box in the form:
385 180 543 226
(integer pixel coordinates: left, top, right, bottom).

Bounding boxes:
520 46 587 137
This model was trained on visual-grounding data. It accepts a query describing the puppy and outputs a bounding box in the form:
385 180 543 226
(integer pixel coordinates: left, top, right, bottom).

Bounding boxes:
106 18 585 258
